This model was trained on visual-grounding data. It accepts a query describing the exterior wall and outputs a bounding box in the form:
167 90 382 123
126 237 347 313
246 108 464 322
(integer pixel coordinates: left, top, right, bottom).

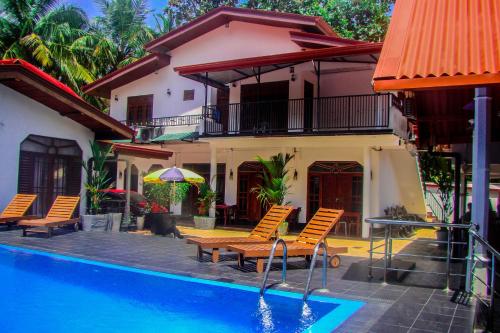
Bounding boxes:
207 135 427 236
109 21 304 121
0 85 94 215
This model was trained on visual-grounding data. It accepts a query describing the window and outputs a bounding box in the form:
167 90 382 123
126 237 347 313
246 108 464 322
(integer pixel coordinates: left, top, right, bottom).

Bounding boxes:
127 95 153 125
183 89 195 101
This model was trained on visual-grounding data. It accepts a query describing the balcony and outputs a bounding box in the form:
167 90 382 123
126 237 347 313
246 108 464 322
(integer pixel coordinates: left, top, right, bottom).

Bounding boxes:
202 93 407 138
120 114 203 128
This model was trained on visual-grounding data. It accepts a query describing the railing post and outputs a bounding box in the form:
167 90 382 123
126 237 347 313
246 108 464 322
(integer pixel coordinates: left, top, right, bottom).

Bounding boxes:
446 225 452 291
465 230 474 293
386 93 391 127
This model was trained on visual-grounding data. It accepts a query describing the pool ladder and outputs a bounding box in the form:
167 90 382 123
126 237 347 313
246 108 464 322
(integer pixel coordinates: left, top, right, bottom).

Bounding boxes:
260 239 288 295
303 242 329 301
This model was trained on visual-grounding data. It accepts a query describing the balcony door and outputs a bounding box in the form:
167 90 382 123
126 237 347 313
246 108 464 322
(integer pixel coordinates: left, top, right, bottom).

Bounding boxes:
304 80 314 131
240 81 289 133
127 95 153 126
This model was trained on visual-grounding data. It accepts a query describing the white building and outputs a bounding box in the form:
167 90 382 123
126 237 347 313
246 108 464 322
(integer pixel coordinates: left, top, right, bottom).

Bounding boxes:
84 7 427 237
0 59 133 216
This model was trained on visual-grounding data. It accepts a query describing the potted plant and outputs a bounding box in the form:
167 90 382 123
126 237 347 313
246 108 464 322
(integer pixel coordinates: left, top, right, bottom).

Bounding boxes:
194 183 217 229
251 153 294 235
420 152 454 247
82 141 113 231
144 182 190 236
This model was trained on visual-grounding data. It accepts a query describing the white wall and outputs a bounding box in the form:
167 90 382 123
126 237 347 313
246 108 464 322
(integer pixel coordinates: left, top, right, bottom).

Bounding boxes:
0 85 94 214
109 21 305 122
214 136 427 227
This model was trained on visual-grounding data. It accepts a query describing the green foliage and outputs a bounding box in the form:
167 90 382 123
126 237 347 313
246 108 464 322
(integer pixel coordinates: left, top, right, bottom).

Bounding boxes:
196 182 217 216
420 152 454 223
82 141 113 214
251 153 294 207
143 182 191 209
168 0 238 26
246 0 393 42
0 0 96 97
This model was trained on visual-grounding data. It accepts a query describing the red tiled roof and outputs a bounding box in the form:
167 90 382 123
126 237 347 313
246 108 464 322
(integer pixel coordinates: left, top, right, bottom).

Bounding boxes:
83 53 171 98
113 143 173 159
176 43 382 75
0 59 133 139
145 6 337 53
373 0 500 91
0 59 82 99
289 31 366 49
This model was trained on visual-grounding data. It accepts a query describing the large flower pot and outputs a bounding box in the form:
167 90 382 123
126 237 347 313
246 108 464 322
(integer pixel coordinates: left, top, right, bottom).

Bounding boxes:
194 216 216 230
107 213 122 232
81 214 108 231
136 216 145 231
149 213 177 236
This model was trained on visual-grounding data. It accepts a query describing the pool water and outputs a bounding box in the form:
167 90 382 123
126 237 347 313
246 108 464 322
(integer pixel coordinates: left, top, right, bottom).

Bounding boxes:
0 244 363 333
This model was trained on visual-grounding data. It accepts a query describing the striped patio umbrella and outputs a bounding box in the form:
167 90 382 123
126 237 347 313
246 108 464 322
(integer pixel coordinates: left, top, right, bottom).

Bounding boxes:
143 166 205 185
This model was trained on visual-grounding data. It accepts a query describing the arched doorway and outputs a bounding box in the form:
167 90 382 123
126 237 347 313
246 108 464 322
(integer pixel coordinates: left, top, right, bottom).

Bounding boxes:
237 161 264 224
124 164 139 192
307 161 363 235
18 135 82 216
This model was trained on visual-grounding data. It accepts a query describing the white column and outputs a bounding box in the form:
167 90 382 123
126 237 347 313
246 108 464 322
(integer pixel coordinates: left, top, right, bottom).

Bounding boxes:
209 144 217 217
472 87 491 239
362 146 371 238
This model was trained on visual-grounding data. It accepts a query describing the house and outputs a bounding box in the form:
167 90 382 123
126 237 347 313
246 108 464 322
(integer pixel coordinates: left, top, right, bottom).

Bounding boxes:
84 7 427 237
0 59 133 216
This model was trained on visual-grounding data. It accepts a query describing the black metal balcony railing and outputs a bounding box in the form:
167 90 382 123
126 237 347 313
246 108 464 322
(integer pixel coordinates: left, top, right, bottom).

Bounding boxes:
202 93 398 137
121 114 202 128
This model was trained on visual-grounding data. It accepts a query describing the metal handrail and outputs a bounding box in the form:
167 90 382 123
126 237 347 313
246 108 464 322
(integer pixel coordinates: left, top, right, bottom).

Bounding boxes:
260 239 288 296
465 228 499 330
303 242 329 301
366 218 471 290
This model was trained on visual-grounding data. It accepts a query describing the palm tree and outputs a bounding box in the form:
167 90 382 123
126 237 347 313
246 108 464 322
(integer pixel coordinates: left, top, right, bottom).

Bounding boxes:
91 0 155 74
252 153 294 207
0 0 95 94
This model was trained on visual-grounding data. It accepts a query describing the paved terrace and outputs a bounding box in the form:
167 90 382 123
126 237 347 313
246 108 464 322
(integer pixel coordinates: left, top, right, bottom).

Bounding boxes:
0 227 475 333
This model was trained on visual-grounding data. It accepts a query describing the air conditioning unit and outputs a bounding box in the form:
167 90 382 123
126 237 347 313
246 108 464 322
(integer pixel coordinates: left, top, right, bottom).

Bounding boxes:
135 127 155 143
153 126 165 139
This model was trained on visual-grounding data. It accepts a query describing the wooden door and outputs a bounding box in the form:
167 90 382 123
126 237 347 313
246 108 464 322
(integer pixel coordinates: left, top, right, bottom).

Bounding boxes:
237 162 264 224
240 81 289 132
304 80 314 130
217 87 230 132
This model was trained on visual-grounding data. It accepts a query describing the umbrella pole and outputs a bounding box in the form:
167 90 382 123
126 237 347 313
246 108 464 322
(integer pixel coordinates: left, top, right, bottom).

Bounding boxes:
124 160 131 229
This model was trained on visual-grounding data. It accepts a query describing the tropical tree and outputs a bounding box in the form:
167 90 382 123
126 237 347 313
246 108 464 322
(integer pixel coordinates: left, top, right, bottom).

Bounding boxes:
251 153 294 207
420 152 454 223
89 0 156 74
246 0 393 42
0 0 95 92
167 0 239 26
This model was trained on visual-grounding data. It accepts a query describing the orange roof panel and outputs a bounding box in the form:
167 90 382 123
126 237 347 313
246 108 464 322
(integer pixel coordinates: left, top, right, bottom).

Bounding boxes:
373 0 500 90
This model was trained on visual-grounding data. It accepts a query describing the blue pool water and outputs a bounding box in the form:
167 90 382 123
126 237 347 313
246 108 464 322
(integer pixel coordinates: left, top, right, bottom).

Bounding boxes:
0 244 363 332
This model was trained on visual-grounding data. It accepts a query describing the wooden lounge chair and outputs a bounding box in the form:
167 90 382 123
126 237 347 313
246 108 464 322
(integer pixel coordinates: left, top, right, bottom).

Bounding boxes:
227 208 347 273
186 205 294 263
18 196 80 237
0 194 38 227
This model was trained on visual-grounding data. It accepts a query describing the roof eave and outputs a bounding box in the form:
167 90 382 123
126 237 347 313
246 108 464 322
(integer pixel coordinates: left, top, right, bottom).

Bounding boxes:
373 73 500 92
0 65 133 139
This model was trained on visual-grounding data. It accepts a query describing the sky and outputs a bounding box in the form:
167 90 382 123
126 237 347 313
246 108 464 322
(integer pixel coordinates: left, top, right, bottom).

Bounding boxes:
65 0 168 25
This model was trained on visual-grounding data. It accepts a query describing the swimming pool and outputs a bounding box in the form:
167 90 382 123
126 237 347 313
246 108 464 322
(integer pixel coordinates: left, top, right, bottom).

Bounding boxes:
0 244 363 332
